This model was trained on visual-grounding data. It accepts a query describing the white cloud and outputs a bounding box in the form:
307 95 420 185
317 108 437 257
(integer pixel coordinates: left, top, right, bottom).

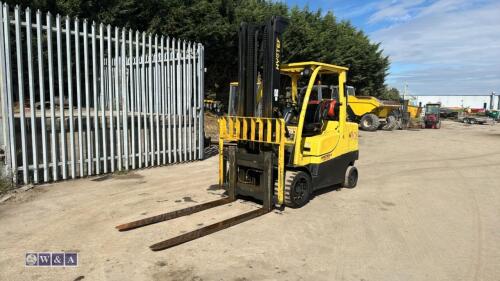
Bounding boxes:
417 0 473 17
339 2 380 19
368 0 426 23
371 0 500 95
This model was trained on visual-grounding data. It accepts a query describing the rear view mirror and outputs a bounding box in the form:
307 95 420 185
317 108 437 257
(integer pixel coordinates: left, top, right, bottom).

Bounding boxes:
301 67 313 77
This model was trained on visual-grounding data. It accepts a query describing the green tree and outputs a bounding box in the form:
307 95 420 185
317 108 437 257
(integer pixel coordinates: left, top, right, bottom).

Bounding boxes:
379 87 400 101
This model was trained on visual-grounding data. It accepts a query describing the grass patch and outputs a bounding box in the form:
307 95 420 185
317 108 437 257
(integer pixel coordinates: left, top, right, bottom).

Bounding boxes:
113 170 129 176
0 163 15 195
0 175 14 195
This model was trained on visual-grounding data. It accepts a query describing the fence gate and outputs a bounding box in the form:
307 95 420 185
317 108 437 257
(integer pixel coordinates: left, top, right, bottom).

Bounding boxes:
0 3 205 184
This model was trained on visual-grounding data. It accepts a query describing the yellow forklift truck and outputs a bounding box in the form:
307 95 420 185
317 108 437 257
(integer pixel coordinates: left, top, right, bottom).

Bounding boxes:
116 16 359 251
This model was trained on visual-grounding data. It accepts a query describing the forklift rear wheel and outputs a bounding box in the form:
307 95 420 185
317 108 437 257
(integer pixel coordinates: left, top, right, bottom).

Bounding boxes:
359 114 380 131
343 166 358 188
283 171 312 208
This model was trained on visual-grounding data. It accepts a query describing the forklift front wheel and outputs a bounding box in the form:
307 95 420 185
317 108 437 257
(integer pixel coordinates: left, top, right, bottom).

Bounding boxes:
284 171 312 208
343 166 358 189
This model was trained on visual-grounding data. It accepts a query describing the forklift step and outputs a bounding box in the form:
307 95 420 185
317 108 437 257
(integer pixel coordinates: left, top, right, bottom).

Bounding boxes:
115 197 234 231
149 207 269 251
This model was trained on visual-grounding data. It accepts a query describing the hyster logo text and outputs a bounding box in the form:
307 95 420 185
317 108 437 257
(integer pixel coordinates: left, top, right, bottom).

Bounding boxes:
275 38 281 70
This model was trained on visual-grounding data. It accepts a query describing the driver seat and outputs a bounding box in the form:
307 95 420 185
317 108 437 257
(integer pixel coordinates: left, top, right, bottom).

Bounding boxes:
303 100 323 137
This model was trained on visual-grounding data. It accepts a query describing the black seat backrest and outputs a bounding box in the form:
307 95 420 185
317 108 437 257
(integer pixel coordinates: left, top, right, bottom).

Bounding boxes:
305 102 320 124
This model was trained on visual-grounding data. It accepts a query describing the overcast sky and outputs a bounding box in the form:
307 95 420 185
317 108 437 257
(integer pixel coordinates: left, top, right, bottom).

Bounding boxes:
283 0 500 96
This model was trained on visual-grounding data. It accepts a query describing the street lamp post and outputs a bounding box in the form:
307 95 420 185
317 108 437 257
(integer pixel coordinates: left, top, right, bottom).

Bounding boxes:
494 92 499 110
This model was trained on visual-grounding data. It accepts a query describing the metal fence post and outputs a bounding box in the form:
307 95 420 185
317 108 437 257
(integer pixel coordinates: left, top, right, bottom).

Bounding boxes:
36 10 48 181
182 40 187 162
0 4 13 180
177 39 182 162
160 36 166 165
15 6 28 184
100 23 107 173
154 35 160 165
121 28 128 170
148 34 154 166
165 37 172 164
114 27 122 171
26 8 39 183
107 25 114 172
47 12 57 181
141 32 148 167
65 16 75 179
75 17 84 177
83 19 92 176
172 38 177 163
56 15 66 179
187 42 192 161
91 21 99 175
191 43 197 160
136 31 142 168
199 44 205 160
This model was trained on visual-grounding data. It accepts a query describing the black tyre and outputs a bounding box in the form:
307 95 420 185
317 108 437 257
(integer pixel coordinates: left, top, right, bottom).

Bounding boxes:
343 166 358 188
395 119 403 129
435 121 441 129
283 171 312 208
382 115 397 131
359 113 380 131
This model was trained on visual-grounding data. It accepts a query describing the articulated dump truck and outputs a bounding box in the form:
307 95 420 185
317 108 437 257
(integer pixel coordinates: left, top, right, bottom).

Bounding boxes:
347 94 402 131
347 89 422 131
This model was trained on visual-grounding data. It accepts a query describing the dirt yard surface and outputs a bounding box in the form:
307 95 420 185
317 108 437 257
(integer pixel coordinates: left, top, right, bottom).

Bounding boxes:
1 121 499 281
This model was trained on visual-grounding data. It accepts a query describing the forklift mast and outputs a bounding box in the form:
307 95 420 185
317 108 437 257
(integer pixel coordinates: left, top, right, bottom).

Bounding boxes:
237 16 288 118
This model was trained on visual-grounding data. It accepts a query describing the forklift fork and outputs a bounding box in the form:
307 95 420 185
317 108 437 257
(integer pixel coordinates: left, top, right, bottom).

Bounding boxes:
116 195 270 251
115 197 234 232
116 116 285 251
149 208 269 251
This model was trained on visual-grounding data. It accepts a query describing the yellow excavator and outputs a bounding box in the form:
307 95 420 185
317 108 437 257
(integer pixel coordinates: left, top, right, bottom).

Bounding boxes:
116 16 359 251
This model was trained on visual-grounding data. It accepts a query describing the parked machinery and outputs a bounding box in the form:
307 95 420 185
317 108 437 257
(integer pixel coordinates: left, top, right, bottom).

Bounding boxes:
486 110 500 121
204 99 224 115
345 89 412 131
459 108 494 125
422 103 441 129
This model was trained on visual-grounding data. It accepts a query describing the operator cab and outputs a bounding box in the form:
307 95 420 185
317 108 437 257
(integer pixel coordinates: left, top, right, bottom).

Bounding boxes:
279 67 345 137
297 85 340 136
425 103 440 115
228 63 354 137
